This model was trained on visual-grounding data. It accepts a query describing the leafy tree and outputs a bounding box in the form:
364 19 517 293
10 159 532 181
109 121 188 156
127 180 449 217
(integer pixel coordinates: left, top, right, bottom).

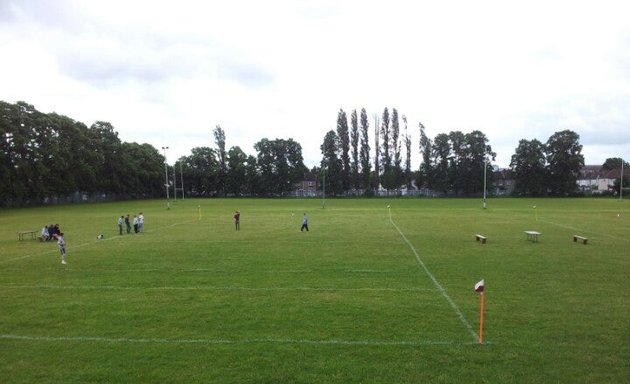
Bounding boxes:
320 130 343 196
431 133 451 194
461 130 495 196
545 130 584 195
226 146 248 196
336 109 350 192
184 147 219 196
0 100 174 205
602 157 629 171
359 108 371 190
254 138 306 195
1 102 48 203
87 121 123 194
350 109 359 189
0 102 13 202
243 155 259 196
448 130 466 195
510 139 547 196
612 175 629 196
119 142 164 197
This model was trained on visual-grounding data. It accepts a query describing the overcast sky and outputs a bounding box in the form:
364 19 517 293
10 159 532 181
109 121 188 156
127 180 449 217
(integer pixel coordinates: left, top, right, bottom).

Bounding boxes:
2 0 629 169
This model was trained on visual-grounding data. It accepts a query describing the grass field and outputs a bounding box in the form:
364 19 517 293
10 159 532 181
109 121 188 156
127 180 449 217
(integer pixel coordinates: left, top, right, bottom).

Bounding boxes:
0 198 628 383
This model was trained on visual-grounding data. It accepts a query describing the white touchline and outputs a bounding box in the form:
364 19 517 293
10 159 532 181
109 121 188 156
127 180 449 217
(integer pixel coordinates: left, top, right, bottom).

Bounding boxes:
388 210 479 342
0 219 200 264
540 219 630 242
0 333 460 346
0 284 435 292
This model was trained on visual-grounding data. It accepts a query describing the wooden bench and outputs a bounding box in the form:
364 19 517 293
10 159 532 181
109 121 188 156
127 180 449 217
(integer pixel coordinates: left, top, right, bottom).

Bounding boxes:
573 235 588 245
17 230 38 240
524 230 541 242
475 234 487 244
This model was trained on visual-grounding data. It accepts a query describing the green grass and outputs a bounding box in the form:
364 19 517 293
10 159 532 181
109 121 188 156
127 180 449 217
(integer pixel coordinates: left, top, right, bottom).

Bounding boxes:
1 198 629 383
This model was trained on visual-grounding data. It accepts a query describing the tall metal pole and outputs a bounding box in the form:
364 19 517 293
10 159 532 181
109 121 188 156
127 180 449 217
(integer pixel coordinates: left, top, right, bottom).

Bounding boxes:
161 146 170 203
619 159 623 201
173 163 177 201
180 162 185 200
322 140 326 209
483 157 487 209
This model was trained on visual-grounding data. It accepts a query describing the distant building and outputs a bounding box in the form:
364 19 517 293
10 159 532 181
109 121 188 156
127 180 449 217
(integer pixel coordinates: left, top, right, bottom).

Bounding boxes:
493 169 515 195
294 172 318 197
577 165 629 194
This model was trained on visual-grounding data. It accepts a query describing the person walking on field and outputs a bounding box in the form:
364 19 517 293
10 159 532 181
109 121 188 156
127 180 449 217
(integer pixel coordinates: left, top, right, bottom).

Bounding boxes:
138 212 144 233
301 213 309 232
54 232 67 264
125 214 131 234
133 215 139 233
233 210 240 230
118 215 124 235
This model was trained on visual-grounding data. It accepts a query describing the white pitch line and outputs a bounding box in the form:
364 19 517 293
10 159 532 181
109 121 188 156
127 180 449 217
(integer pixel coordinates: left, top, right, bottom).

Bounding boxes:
388 209 478 342
540 219 630 242
0 284 435 293
0 333 460 347
0 219 200 264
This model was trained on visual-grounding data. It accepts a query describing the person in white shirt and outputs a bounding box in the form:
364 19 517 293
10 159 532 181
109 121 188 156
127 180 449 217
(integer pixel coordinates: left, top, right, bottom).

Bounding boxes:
54 232 67 264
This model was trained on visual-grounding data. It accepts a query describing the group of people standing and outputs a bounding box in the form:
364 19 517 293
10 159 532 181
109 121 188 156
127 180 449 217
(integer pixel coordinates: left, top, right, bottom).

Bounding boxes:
41 223 66 264
41 223 61 241
117 213 144 235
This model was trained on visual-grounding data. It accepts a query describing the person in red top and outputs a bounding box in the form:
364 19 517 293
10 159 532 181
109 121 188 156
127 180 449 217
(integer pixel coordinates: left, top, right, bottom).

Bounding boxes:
233 210 240 230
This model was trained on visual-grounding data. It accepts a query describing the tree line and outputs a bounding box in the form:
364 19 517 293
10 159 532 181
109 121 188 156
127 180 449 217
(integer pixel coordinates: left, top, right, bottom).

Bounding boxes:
319 108 498 196
0 101 308 206
2 100 619 206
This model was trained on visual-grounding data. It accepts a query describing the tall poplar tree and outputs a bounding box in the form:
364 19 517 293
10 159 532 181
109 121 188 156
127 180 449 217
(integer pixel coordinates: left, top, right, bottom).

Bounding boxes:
418 122 433 189
213 125 227 196
321 130 343 196
350 109 359 189
403 115 412 189
390 108 402 188
373 113 380 190
359 108 371 190
380 108 391 175
336 109 351 192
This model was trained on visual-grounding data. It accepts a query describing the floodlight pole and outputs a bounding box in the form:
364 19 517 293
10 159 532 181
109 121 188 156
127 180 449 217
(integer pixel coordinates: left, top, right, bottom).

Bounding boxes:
180 161 185 200
619 159 623 201
322 140 326 209
173 163 177 201
483 157 487 209
161 146 170 203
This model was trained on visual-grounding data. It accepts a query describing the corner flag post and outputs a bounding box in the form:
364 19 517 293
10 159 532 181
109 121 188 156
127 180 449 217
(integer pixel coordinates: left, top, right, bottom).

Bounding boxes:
475 279 485 344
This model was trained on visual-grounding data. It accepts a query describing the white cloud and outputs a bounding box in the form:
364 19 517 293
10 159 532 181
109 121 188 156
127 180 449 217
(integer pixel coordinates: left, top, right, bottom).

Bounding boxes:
1 0 630 168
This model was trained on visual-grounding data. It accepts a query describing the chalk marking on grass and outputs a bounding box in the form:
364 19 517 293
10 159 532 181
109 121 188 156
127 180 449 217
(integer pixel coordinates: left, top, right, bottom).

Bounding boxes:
388 210 479 342
59 267 408 274
0 333 461 347
540 219 630 242
0 284 436 293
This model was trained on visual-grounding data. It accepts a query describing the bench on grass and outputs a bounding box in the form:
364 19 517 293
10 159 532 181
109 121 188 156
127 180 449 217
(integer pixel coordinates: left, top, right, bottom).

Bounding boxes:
475 234 487 244
573 235 588 245
525 230 541 242
17 230 38 240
